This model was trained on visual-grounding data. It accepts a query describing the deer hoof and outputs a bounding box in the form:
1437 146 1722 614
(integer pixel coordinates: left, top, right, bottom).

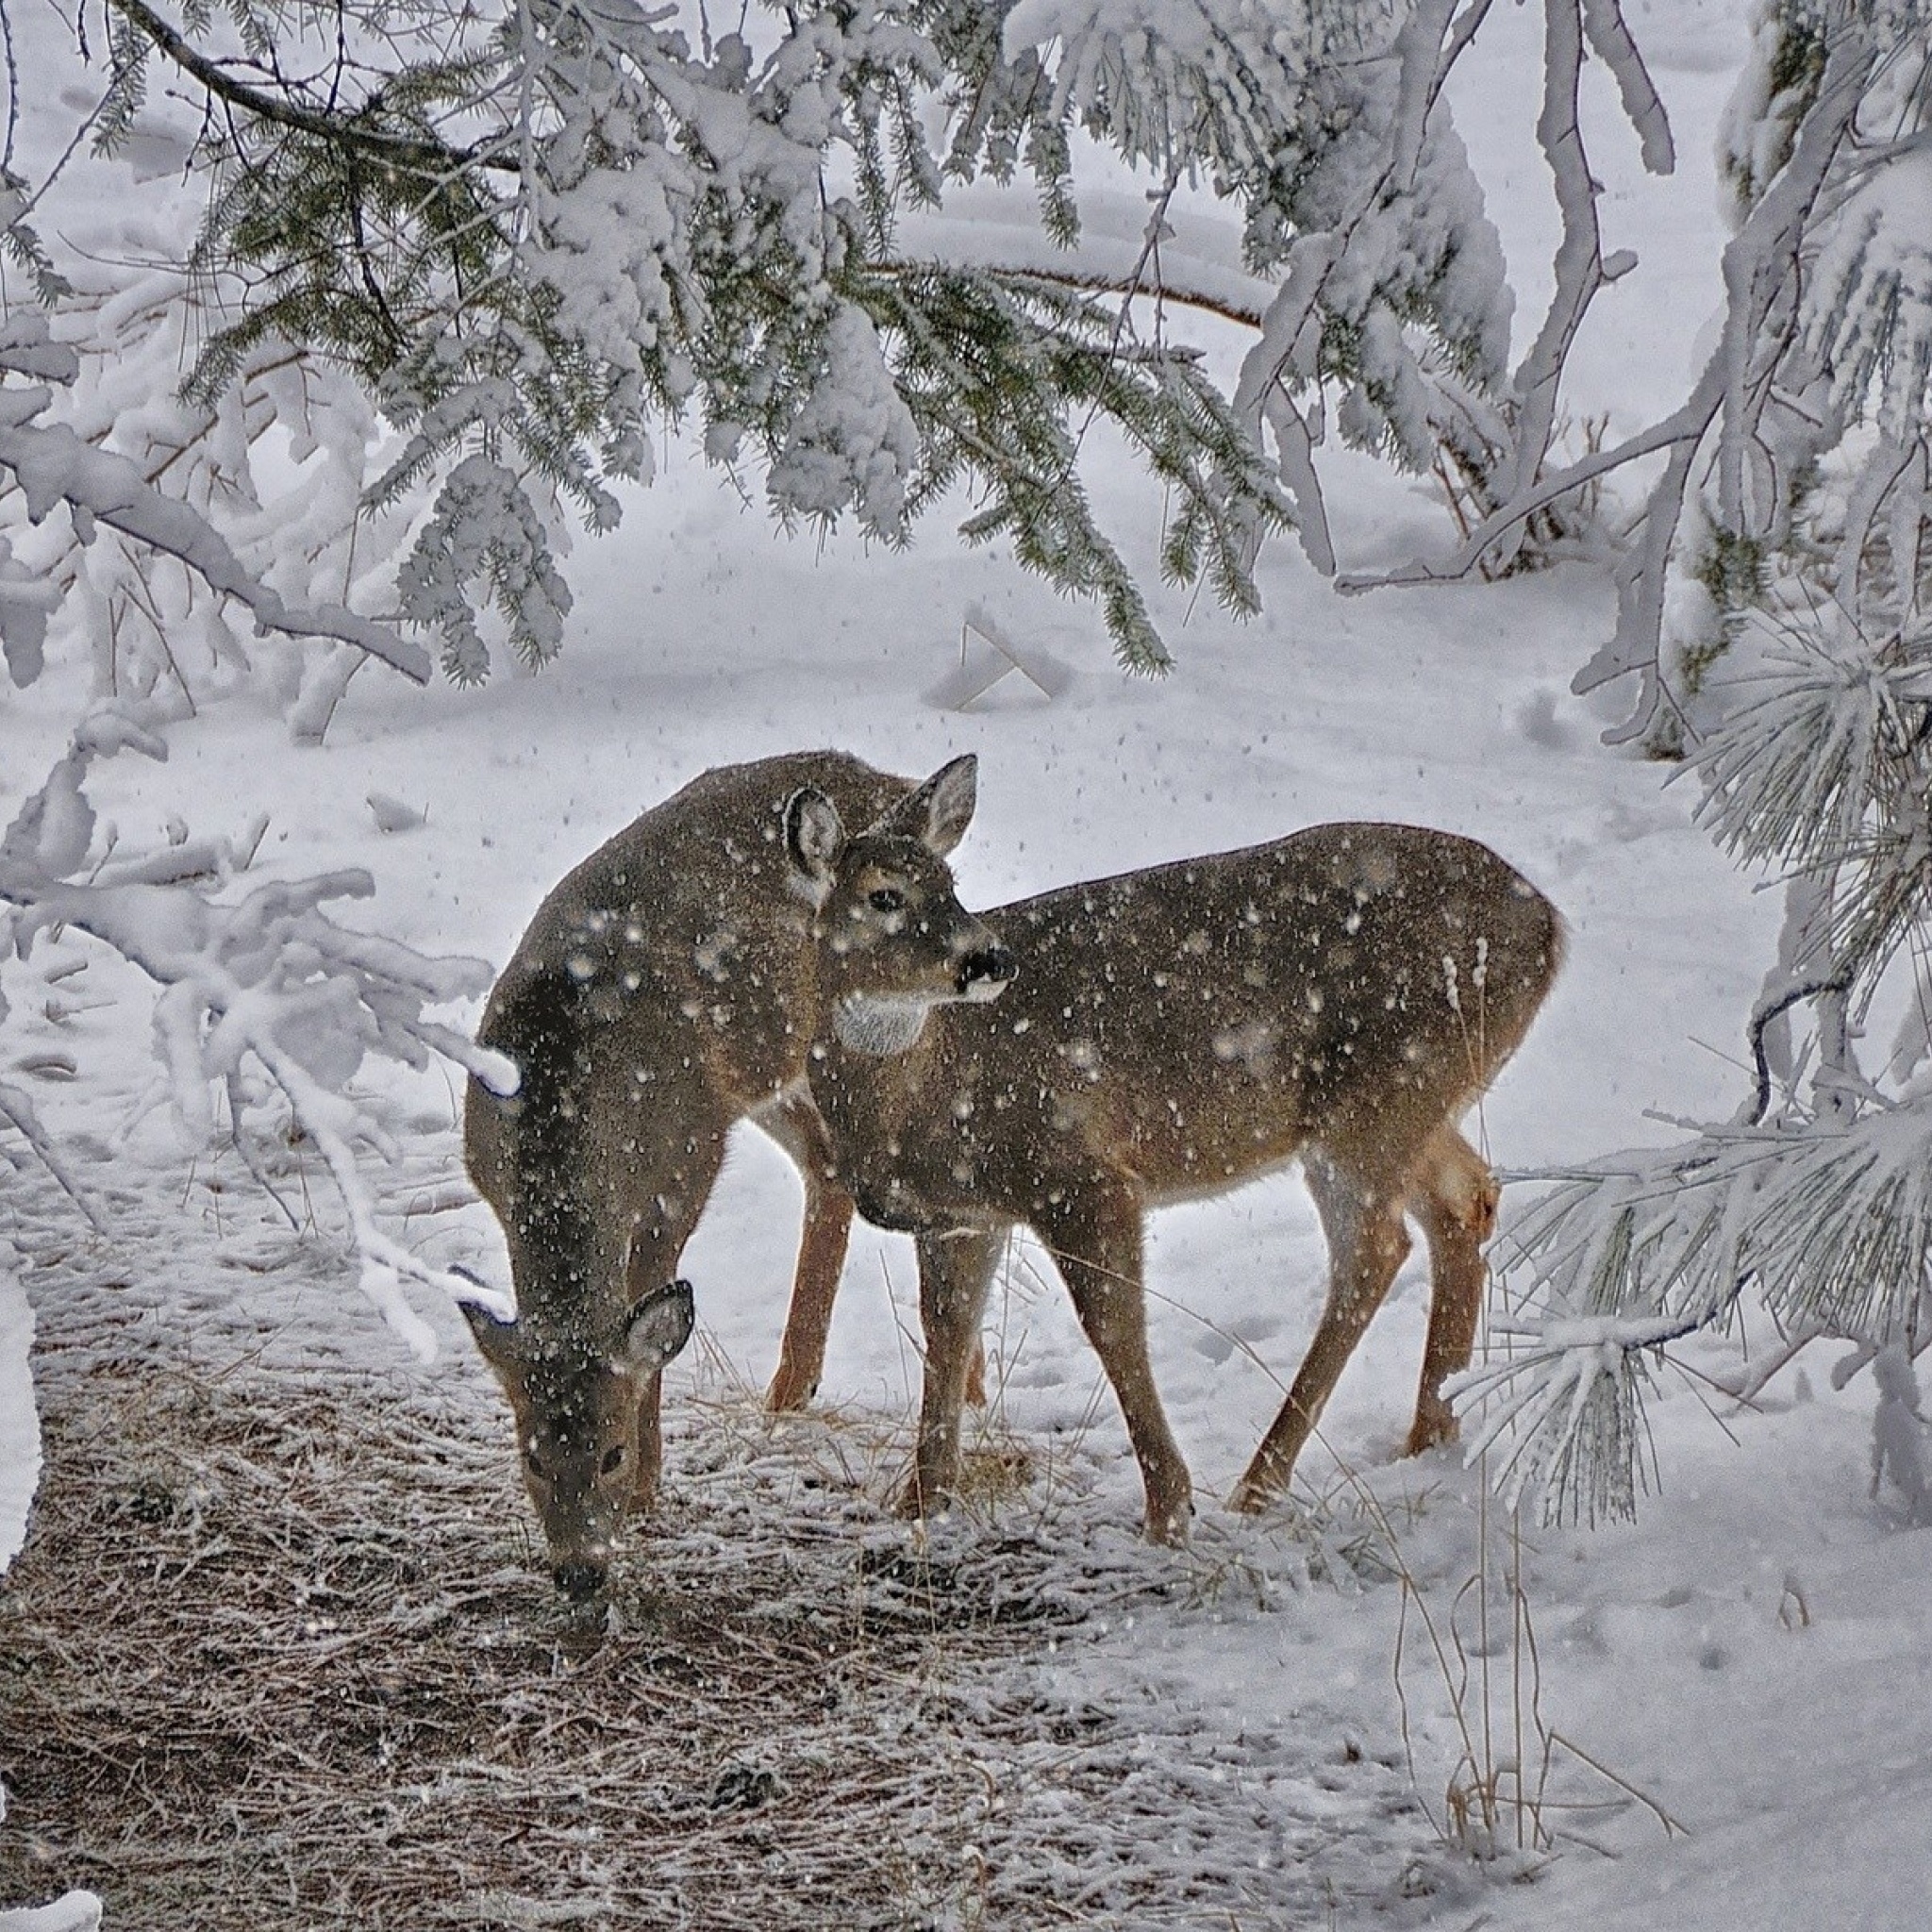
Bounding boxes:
1143 1498 1193 1545
1227 1476 1276 1517
1404 1407 1459 1457
896 1472 957 1523
765 1370 815 1413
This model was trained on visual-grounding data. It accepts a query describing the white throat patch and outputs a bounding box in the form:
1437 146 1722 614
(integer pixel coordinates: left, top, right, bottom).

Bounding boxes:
833 992 939 1057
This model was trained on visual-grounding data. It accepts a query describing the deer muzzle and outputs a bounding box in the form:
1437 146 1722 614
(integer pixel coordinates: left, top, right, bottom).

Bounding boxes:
552 1557 609 1602
956 943 1017 1000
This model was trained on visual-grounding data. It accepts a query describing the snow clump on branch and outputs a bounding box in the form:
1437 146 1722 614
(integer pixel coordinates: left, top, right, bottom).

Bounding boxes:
766 305 922 539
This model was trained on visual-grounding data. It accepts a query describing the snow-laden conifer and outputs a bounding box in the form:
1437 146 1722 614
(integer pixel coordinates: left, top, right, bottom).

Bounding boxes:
1466 0 1932 1517
73 0 1684 674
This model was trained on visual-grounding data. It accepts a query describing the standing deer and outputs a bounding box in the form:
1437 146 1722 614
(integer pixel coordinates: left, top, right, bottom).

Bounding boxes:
784 757 1561 1541
461 750 934 1598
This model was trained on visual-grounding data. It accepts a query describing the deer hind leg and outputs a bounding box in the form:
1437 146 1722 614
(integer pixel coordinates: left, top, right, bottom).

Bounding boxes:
1040 1182 1192 1543
759 1089 987 1413
902 1225 1002 1522
1231 1150 1414 1513
1405 1124 1499 1457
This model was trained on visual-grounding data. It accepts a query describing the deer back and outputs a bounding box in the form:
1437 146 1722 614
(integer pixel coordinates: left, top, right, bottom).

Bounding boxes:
810 821 1561 1229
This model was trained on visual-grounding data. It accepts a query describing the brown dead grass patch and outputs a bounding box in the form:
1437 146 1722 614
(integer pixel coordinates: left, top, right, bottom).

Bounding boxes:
0 1356 1093 1930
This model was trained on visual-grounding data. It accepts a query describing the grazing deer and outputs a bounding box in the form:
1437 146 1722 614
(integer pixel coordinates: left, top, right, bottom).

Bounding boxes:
784 757 1560 1542
461 750 927 1598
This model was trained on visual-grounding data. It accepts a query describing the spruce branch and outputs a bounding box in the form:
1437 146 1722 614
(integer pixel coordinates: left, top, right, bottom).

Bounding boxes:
107 0 520 175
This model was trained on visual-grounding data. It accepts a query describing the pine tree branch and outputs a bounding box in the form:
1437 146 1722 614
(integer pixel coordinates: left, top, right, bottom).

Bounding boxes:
1498 0 1618 569
963 261 1261 335
1338 368 1724 593
874 258 1237 358
107 0 519 176
1748 972 1855 1127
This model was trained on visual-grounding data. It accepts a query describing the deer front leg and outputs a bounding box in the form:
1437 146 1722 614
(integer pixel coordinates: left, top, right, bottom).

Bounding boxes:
763 1089 987 1412
1040 1182 1192 1544
1406 1125 1499 1455
767 1170 858 1413
619 1121 726 1512
901 1225 1001 1521
630 1371 668 1513
761 1088 857 1411
1232 1152 1413 1512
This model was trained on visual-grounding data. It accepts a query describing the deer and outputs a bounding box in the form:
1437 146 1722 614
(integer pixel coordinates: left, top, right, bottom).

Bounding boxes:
461 750 964 1599
782 756 1561 1542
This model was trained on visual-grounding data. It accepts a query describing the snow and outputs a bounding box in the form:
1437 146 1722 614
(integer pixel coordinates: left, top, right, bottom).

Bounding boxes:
5 1 1932 1926
0 1893 102 1932
0 1265 36 1574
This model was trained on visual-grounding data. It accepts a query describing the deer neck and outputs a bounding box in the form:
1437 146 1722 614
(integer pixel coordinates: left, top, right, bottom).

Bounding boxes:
809 999 947 1140
808 1015 958 1233
829 990 944 1057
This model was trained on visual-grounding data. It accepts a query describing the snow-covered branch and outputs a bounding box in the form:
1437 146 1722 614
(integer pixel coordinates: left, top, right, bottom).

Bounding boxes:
1 312 426 685
77 0 1665 673
1222 0 1515 572
1348 0 1920 752
1490 0 1665 563
1468 1090 1932 1524
0 742 516 1354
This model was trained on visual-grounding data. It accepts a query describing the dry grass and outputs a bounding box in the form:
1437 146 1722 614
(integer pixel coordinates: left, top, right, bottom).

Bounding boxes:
0 1334 1450 1928
0 1120 1468 1926
0 1175 1452 1932
0 1350 1115 1930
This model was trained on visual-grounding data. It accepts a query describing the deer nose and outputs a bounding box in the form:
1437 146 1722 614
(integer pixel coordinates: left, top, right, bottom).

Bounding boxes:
552 1559 608 1602
957 944 1016 996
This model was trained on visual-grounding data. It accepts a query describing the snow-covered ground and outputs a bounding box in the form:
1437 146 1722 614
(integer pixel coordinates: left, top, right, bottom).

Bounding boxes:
0 1269 34 1622
8 1 1932 1925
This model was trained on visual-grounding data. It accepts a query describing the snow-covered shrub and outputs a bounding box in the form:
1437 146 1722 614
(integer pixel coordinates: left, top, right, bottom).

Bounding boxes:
1868 1344 1932 1524
1466 560 1932 1521
0 268 425 731
0 736 516 1353
1 203 507 1352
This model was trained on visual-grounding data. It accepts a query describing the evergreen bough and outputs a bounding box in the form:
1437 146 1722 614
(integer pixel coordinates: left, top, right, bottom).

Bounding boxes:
92 0 1532 675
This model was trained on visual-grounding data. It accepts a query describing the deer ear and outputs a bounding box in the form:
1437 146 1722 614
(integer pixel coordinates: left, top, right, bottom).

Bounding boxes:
458 1295 521 1373
620 1278 696 1375
883 755 977 858
784 785 844 906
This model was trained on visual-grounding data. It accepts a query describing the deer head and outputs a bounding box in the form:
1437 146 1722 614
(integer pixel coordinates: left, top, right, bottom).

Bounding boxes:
783 755 1014 1052
459 1274 694 1601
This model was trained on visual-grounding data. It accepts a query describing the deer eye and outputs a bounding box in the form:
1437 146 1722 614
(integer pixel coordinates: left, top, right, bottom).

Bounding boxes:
868 887 906 914
525 1447 548 1481
600 1444 626 1475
